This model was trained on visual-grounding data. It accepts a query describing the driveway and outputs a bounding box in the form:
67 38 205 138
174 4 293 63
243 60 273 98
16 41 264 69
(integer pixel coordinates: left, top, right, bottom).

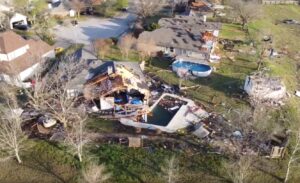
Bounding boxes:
54 13 136 51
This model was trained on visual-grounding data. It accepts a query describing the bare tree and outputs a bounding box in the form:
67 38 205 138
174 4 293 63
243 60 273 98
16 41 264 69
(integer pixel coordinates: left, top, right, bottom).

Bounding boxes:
0 88 27 164
227 0 262 31
284 129 300 183
64 108 88 162
82 163 111 183
168 0 176 16
177 68 190 90
69 0 86 18
161 156 179 183
168 0 188 16
226 156 253 183
93 39 113 59
133 0 164 19
24 55 86 128
118 34 136 59
283 106 300 183
136 38 157 64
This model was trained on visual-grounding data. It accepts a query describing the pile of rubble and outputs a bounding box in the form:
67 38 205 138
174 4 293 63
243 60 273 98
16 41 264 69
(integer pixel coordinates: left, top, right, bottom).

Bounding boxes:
244 72 287 106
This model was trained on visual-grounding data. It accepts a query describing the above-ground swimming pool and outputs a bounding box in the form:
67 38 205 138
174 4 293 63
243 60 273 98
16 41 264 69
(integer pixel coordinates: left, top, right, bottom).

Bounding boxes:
172 60 212 77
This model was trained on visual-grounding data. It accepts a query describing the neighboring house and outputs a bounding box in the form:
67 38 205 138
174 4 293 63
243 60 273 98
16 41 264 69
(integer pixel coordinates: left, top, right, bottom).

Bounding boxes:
48 0 73 17
138 16 221 62
0 2 27 30
0 31 54 87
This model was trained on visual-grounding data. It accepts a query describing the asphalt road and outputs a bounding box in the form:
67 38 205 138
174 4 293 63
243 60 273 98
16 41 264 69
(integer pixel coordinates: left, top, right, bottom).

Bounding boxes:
54 13 136 51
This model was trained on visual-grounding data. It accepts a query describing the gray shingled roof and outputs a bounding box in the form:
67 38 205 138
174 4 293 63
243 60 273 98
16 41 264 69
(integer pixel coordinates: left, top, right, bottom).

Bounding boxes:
158 16 221 32
139 27 205 53
138 16 221 53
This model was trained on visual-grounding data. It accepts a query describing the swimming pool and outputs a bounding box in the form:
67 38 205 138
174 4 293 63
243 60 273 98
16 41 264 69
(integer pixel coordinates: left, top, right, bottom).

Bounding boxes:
172 60 212 77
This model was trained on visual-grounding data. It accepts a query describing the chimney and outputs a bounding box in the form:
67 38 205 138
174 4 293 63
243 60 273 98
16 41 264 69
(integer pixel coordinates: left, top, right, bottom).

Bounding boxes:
107 66 113 75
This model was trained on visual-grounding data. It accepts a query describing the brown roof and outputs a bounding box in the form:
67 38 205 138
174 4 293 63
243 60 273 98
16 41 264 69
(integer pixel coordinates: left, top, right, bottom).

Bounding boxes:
0 31 28 54
0 32 53 76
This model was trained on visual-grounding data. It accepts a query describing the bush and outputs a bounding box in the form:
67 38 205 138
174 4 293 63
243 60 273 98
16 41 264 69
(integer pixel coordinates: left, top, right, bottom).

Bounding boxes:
116 0 128 9
147 22 161 31
110 37 119 45
94 1 118 17
41 34 55 45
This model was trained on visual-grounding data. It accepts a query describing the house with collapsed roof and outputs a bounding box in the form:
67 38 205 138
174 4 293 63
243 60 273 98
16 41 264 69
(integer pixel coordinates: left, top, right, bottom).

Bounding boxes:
0 31 54 87
66 60 150 119
244 72 286 103
137 16 221 62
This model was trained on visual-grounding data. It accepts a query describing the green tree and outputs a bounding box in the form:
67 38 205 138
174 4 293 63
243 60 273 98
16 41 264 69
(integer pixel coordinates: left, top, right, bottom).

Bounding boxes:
116 0 128 9
30 0 47 24
13 0 29 13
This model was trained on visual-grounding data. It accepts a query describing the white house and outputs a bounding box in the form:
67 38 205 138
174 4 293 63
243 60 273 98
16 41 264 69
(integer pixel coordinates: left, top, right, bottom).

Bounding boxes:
0 31 54 87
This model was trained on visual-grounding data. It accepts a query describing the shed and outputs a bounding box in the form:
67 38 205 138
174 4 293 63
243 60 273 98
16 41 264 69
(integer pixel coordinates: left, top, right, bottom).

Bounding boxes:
69 9 75 17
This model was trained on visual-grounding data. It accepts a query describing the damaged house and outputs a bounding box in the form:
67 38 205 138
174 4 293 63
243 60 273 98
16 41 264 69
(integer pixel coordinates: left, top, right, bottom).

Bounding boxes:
0 31 54 87
66 61 150 119
137 16 221 62
244 72 286 104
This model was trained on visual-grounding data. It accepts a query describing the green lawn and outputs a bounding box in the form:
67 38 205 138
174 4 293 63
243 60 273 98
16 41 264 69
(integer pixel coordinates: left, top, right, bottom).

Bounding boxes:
248 5 300 91
219 23 247 40
104 46 140 62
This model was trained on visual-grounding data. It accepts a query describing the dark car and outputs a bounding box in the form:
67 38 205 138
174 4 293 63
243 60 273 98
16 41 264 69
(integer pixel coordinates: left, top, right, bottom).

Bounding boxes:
120 7 129 12
13 23 28 31
80 7 94 15
282 19 298 24
71 20 78 26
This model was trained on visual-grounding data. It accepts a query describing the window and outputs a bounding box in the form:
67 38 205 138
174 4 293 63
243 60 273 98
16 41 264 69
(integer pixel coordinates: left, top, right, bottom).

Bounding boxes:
170 47 174 53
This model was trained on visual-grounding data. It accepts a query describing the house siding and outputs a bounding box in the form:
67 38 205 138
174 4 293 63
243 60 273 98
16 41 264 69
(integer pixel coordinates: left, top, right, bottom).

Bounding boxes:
0 45 29 61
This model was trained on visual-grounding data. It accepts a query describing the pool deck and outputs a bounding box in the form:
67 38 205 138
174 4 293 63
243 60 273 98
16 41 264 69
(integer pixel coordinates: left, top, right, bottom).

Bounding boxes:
175 56 210 65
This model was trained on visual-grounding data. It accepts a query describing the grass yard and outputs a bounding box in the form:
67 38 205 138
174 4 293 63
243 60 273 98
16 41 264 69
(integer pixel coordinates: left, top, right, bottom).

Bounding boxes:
104 46 140 62
219 23 247 40
248 5 300 91
0 141 79 183
148 53 257 114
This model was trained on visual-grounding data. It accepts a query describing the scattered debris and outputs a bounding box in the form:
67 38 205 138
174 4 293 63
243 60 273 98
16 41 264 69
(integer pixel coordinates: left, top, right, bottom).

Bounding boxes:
128 137 143 148
244 72 286 105
192 123 210 138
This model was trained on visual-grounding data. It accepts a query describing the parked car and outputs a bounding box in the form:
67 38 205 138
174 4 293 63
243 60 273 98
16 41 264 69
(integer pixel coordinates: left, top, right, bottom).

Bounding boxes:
71 20 78 26
80 7 94 15
13 23 28 31
282 19 299 24
120 7 129 12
